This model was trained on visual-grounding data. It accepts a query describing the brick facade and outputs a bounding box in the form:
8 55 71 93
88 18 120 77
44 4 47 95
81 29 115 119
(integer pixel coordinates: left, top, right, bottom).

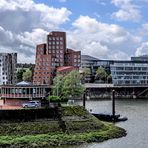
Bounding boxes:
33 31 81 85
65 48 81 67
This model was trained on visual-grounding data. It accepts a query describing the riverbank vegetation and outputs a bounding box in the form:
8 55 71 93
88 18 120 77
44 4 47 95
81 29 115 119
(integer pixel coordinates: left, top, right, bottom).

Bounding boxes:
0 105 126 147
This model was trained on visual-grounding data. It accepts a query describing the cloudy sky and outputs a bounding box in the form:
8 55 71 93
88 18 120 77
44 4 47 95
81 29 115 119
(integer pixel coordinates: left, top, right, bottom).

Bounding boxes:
0 0 148 63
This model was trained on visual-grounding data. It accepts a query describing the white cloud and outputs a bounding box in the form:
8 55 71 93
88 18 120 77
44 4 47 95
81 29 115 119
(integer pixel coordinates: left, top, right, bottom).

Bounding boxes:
0 0 144 63
111 0 142 22
142 23 148 30
0 0 71 63
68 15 141 60
138 23 148 36
0 26 48 63
135 42 148 56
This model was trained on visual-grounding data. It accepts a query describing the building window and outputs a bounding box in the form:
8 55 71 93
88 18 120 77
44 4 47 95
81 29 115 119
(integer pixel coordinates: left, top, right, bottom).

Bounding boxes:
60 41 63 45
56 37 59 40
60 37 63 40
49 42 52 45
52 63 55 66
53 37 55 40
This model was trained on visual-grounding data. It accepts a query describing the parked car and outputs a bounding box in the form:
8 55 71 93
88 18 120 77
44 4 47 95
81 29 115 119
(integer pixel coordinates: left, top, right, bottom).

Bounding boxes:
22 101 41 108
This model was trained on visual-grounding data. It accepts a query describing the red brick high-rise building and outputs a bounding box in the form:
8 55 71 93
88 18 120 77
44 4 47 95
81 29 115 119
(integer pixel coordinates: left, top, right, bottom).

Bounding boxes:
33 31 81 85
65 48 81 67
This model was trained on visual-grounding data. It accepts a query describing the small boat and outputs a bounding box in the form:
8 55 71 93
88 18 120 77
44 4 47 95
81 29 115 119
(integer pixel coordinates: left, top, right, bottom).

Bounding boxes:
91 113 128 122
89 90 128 122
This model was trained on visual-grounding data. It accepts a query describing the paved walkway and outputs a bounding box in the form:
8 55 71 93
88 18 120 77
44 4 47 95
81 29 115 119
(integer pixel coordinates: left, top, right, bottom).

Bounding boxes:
0 100 22 109
0 105 22 109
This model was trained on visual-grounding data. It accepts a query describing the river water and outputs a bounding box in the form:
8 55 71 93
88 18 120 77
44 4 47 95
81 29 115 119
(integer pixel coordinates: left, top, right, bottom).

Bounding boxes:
61 99 148 148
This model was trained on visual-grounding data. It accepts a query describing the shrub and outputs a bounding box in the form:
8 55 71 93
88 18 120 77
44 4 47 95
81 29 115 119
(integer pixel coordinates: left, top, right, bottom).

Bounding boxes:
48 95 68 103
48 95 61 102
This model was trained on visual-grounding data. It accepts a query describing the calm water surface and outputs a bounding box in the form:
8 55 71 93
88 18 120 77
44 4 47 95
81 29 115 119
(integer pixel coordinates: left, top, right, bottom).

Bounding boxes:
61 99 148 148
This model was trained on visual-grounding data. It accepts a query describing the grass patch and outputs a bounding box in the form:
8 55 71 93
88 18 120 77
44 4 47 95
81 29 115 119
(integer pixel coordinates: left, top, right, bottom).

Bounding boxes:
0 121 61 136
0 124 126 147
0 105 126 147
62 105 89 116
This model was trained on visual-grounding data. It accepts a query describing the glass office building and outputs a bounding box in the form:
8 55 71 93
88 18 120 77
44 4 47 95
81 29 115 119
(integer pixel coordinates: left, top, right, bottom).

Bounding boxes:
110 61 148 86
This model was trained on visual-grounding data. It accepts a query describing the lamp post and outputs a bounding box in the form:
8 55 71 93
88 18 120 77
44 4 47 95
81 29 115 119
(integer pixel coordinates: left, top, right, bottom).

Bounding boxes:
112 90 115 117
83 89 87 108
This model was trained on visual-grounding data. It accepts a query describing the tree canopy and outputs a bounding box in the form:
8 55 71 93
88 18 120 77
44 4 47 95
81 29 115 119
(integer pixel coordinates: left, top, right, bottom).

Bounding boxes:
52 76 64 97
51 70 85 100
80 68 92 83
17 69 26 82
23 69 32 82
95 67 108 81
83 68 91 75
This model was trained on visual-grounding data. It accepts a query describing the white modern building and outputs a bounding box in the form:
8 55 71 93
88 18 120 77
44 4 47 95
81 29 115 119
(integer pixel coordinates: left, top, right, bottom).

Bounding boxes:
0 53 17 85
110 61 148 86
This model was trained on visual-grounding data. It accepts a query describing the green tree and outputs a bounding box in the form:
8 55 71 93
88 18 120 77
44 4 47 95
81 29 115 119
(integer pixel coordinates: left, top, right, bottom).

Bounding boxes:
83 68 91 75
95 67 108 82
17 68 26 82
50 70 85 101
84 68 91 83
23 69 32 82
52 76 64 97
107 74 112 83
62 70 85 99
48 95 61 102
80 68 91 83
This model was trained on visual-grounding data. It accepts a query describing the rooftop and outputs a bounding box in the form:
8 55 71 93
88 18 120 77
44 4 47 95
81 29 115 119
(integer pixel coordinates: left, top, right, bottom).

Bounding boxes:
81 55 99 61
16 81 32 86
57 66 74 72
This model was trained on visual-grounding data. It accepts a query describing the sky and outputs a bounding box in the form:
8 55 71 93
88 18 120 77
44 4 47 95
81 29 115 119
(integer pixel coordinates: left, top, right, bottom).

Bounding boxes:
0 0 148 63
